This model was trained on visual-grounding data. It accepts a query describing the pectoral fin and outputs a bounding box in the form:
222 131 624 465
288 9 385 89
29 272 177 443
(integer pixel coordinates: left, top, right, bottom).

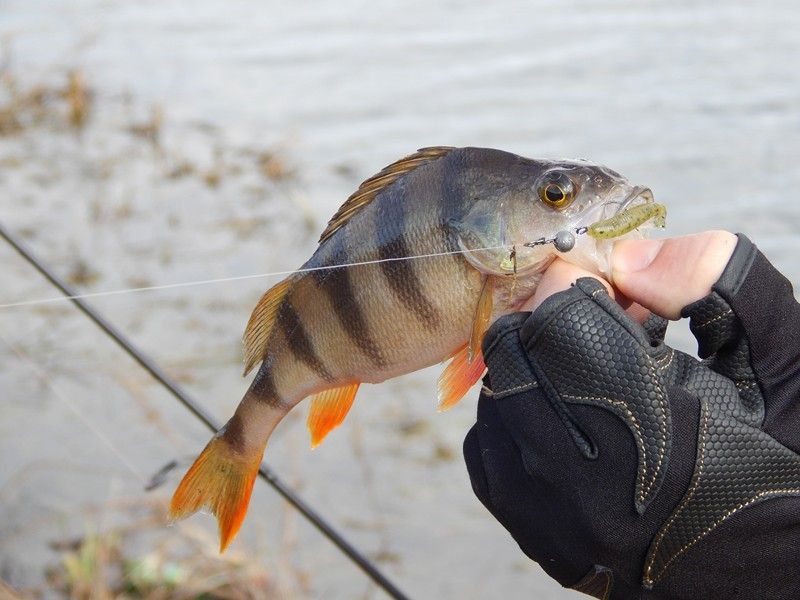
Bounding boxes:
469 276 493 362
438 277 492 411
307 382 360 448
438 345 486 411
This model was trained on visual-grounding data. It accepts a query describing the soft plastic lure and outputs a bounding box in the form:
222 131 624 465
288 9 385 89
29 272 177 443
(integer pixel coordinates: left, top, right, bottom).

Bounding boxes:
587 202 667 240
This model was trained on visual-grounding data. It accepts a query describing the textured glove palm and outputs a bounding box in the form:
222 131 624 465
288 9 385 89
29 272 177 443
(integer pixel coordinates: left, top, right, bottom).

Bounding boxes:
464 235 800 599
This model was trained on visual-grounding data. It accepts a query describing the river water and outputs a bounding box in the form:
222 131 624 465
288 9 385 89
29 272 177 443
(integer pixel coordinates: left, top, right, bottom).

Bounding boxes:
1 1 798 598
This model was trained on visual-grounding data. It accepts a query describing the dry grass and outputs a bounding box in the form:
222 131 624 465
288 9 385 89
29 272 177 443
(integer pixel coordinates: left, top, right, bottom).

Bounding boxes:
65 70 91 128
129 105 163 146
0 58 302 212
66 259 102 287
256 151 294 182
34 501 281 600
0 75 48 135
0 66 93 135
202 147 225 188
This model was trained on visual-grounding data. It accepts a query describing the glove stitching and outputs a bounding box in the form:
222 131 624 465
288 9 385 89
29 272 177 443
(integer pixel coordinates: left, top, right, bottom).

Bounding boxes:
641 352 670 502
520 293 592 355
644 403 709 586
653 488 800 586
580 286 671 503
550 302 669 505
590 287 605 298
563 393 649 505
492 381 540 399
735 380 757 389
527 355 599 460
570 565 614 600
640 405 800 585
694 308 733 330
654 349 675 370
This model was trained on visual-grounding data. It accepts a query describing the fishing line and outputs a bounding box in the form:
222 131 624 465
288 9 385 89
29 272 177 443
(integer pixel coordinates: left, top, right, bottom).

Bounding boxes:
0 244 509 310
0 221 411 600
0 331 149 484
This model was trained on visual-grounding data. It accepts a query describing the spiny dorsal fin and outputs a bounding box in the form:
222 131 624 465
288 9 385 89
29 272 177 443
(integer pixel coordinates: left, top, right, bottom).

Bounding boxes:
307 382 360 448
318 146 455 244
438 344 486 412
242 277 294 376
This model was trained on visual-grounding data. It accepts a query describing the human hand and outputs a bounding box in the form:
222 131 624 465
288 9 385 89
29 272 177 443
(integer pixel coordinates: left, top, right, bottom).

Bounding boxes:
520 231 737 319
464 232 800 598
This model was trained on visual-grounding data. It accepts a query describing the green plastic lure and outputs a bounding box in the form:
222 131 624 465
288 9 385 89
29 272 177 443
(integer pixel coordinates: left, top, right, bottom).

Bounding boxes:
587 202 667 240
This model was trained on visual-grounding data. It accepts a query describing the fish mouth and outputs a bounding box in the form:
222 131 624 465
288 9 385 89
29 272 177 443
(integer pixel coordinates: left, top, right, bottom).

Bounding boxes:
617 186 655 213
575 185 655 230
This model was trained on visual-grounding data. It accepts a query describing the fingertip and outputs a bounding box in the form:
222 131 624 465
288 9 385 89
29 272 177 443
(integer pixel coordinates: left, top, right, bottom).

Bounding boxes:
520 258 613 313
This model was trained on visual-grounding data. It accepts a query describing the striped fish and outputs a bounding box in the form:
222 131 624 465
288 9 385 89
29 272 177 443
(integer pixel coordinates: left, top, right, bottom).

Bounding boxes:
169 146 656 550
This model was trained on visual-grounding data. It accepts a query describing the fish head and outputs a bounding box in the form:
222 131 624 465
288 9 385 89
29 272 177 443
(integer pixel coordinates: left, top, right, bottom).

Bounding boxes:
450 158 655 278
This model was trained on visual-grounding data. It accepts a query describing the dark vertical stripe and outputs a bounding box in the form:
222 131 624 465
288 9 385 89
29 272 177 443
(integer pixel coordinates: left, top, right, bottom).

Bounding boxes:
437 149 468 259
280 299 334 381
375 194 440 328
222 413 247 452
250 365 280 405
312 235 387 368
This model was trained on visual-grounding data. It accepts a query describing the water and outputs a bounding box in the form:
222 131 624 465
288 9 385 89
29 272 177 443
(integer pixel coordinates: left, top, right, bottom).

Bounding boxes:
1 1 799 597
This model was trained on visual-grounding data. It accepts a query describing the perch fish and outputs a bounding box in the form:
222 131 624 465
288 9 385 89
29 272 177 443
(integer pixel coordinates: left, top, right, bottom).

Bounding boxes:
169 146 666 550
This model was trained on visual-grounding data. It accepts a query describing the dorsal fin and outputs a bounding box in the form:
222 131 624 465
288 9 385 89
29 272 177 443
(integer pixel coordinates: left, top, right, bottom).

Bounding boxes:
318 146 455 244
242 277 294 376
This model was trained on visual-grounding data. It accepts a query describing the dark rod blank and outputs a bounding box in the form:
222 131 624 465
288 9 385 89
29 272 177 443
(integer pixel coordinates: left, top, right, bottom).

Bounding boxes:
0 222 411 600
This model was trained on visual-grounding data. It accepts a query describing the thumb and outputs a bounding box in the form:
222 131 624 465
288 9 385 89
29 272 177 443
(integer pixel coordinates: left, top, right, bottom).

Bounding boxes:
611 231 738 319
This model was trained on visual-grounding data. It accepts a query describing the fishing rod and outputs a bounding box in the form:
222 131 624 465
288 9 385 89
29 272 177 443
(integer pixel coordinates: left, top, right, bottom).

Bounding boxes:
0 222 411 600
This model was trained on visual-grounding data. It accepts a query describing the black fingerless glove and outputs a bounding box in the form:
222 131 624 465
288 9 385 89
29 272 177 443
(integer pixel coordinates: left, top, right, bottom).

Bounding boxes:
463 234 800 599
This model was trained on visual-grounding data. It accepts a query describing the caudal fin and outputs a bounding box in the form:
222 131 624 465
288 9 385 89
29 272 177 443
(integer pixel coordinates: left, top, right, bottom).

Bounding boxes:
169 433 264 552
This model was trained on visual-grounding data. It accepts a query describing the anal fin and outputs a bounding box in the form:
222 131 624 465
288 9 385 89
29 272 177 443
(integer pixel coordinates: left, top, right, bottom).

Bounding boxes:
307 382 360 448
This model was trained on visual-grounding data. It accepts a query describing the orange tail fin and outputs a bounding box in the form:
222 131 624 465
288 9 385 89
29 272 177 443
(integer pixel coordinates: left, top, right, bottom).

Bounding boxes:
169 434 264 552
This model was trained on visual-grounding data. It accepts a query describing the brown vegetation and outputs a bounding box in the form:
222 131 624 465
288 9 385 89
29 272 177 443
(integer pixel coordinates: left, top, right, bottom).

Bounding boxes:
37 501 281 600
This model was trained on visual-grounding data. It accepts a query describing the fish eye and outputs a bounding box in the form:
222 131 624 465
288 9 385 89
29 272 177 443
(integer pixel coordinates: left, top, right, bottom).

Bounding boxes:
537 171 576 210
